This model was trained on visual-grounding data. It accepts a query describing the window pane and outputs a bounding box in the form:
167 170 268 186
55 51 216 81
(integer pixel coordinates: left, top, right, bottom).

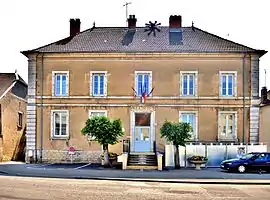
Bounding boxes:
62 75 67 95
135 113 151 126
227 114 234 135
93 75 99 95
181 114 188 123
137 75 143 95
222 75 227 95
228 75 233 95
220 114 226 135
144 75 149 94
54 113 60 135
183 75 188 95
91 112 106 117
99 75 104 95
189 75 194 95
61 113 67 136
55 75 61 95
189 114 194 128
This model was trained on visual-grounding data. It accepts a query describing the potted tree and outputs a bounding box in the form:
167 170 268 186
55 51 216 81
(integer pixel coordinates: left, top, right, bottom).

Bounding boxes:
187 155 208 170
81 116 124 168
160 120 192 169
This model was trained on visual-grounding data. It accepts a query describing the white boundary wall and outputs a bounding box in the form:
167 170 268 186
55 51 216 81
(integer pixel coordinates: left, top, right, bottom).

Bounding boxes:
165 143 267 167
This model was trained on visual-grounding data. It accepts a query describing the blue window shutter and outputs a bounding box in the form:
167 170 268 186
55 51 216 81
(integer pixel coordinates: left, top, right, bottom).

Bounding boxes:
189 75 194 95
100 75 104 95
138 75 143 96
222 75 227 95
55 75 61 96
93 75 99 96
228 75 233 95
62 75 67 96
144 74 149 94
183 75 188 95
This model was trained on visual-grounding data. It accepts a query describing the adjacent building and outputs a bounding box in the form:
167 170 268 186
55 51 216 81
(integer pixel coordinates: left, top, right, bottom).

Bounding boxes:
21 15 267 164
260 86 270 150
0 73 27 162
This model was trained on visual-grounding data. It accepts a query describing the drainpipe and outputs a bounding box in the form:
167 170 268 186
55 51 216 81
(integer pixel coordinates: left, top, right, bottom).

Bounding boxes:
40 53 44 163
242 53 247 144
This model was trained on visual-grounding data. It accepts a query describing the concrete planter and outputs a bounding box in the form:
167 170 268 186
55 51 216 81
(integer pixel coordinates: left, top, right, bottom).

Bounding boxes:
189 160 207 170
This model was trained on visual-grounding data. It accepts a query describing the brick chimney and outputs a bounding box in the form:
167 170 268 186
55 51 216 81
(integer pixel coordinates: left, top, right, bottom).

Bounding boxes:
169 15 182 28
70 18 81 37
261 86 268 104
127 15 137 29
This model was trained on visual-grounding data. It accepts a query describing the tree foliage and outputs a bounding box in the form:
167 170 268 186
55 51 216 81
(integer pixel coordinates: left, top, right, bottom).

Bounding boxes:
81 116 123 146
160 120 192 168
160 120 192 146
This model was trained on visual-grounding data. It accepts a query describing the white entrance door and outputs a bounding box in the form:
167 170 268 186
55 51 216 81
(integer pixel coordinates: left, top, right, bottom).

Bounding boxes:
133 112 152 152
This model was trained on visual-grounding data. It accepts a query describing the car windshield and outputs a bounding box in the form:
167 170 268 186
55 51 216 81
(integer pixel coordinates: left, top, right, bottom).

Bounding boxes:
239 153 256 160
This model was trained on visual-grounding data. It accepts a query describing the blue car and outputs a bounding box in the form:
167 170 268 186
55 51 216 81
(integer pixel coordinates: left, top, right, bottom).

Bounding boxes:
220 152 270 173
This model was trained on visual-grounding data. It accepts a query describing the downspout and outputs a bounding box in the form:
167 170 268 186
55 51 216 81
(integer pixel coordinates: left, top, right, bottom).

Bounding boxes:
242 53 247 144
40 53 44 163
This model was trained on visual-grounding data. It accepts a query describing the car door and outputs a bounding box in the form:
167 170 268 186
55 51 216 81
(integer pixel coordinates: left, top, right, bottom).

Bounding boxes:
251 153 268 171
266 153 270 171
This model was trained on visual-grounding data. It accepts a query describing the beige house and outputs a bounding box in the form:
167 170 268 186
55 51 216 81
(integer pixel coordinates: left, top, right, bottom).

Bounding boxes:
0 73 27 162
260 86 270 150
22 15 267 165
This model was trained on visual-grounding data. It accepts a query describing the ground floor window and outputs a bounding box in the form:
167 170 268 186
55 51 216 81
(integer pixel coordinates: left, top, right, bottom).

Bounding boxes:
89 110 107 118
51 110 69 138
218 111 237 141
179 111 198 140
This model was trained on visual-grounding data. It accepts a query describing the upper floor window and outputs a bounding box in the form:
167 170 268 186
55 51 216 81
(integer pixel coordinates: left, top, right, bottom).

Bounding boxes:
135 71 152 96
51 110 69 138
180 71 198 96
90 71 107 97
218 111 237 141
179 111 198 140
52 71 69 96
220 71 237 97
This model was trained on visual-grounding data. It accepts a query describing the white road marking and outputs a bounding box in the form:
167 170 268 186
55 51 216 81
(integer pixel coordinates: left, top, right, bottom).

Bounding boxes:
74 163 92 170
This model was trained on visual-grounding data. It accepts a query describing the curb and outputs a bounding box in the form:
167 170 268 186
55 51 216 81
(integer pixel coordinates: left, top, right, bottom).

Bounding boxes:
10 173 270 185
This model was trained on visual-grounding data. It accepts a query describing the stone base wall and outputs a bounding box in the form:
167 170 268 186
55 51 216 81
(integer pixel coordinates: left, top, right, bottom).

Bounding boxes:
38 150 102 163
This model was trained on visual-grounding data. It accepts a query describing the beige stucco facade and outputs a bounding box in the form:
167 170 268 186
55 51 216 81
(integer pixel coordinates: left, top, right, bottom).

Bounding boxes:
0 92 26 162
26 52 257 163
260 105 270 150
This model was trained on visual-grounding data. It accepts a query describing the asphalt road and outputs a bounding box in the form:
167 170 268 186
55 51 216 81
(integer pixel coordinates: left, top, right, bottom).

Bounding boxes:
0 176 270 200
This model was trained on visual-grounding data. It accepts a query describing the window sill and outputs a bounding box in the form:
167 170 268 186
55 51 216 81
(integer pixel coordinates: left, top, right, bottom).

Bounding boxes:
50 137 69 140
219 96 237 99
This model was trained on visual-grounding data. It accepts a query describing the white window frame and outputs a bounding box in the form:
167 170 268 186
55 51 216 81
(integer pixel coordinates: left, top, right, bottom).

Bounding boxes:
88 110 108 118
180 71 198 97
52 71 69 97
218 111 237 141
90 71 108 97
179 111 198 140
134 71 153 96
219 71 237 97
50 110 69 138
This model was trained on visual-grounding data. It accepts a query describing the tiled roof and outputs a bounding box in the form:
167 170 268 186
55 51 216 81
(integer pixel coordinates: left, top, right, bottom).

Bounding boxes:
0 73 27 99
22 26 266 55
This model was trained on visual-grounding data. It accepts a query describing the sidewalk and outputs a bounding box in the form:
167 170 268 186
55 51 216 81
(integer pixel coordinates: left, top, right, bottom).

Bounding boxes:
1 162 270 184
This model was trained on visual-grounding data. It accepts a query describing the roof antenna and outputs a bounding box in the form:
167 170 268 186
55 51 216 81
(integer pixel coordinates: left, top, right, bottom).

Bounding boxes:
192 21 195 31
265 69 267 87
123 2 132 26
15 69 19 80
93 21 96 28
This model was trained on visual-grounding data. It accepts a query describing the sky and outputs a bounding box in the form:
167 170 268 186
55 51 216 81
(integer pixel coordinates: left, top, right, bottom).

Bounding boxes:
0 0 269 89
